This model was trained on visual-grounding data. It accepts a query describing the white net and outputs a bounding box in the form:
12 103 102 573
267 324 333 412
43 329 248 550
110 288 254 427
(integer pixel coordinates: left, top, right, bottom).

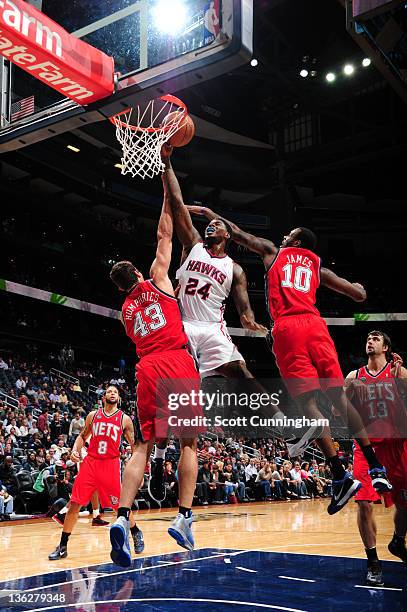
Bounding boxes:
110 96 187 180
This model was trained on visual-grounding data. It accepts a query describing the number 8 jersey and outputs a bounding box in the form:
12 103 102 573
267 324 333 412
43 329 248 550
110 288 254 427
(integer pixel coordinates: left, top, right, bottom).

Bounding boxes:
122 279 188 358
266 246 321 322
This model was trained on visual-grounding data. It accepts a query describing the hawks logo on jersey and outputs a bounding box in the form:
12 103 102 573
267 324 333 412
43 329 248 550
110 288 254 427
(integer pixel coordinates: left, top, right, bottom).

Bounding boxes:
87 408 123 459
176 242 234 322
354 362 401 442
266 247 321 321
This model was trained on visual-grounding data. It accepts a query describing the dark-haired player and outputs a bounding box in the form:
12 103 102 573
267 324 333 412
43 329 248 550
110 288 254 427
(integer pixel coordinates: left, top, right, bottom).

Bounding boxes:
346 330 407 585
48 386 142 560
187 209 392 514
109 146 201 567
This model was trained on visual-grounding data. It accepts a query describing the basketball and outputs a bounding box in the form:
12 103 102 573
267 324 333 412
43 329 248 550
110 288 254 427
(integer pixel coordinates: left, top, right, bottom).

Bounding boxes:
164 112 195 147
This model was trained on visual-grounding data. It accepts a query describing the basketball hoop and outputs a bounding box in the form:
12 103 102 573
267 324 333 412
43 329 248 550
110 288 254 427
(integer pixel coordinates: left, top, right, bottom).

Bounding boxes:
109 94 188 180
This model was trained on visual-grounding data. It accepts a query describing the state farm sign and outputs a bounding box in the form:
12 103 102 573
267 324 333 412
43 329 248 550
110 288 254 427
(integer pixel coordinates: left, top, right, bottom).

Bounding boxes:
0 0 114 104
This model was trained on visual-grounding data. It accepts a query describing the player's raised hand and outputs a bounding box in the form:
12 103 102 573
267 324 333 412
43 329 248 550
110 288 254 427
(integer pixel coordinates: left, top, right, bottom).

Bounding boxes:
240 314 268 335
392 352 403 367
352 282 366 302
186 205 212 217
71 450 81 463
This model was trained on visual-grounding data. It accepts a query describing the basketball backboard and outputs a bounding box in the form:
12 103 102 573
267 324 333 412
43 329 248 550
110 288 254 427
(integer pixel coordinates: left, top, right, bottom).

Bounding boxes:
0 0 253 151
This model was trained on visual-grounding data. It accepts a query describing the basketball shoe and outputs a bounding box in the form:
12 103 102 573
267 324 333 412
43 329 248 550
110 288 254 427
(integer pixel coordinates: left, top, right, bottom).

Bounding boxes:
168 512 195 551
110 516 132 568
366 561 384 586
48 544 68 560
132 527 145 554
92 516 109 526
148 458 166 503
52 512 65 526
388 534 407 566
369 466 392 493
327 473 362 515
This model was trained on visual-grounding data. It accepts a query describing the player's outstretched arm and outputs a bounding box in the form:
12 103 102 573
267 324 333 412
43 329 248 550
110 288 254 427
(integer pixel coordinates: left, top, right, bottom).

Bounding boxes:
187 205 277 266
320 267 367 302
71 411 96 461
161 145 201 252
150 175 176 295
232 264 267 334
123 414 136 454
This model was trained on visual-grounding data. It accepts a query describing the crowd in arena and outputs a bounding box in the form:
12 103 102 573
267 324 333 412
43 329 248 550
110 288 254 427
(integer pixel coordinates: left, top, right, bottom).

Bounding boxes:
0 352 345 519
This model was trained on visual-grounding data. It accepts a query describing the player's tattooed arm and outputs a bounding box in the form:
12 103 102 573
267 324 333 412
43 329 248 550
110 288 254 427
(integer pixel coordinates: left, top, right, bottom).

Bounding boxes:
71 411 96 462
161 145 201 252
232 264 267 334
320 268 367 302
150 177 176 295
187 205 277 267
123 415 136 453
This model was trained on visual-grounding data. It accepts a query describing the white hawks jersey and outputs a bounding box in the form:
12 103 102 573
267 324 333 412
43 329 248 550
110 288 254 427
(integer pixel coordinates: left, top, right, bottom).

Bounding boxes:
176 242 234 323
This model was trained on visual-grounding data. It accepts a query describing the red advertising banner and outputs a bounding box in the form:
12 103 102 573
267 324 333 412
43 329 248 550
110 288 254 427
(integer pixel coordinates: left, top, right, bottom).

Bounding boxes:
0 0 115 105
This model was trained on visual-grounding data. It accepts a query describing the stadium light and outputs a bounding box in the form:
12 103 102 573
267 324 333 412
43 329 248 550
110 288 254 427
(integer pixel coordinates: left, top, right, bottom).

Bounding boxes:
152 0 187 35
326 72 336 82
300 69 309 78
67 145 80 153
362 58 371 67
114 163 123 169
250 58 258 67
343 64 355 76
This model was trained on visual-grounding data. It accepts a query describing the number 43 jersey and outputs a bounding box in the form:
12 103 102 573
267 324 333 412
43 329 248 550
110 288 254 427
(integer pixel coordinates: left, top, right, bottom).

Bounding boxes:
176 242 234 323
122 279 188 358
266 246 321 322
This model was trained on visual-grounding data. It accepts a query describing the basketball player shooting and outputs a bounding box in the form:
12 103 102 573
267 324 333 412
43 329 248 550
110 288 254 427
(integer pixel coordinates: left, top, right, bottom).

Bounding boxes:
188 207 393 515
48 386 141 560
346 331 407 584
108 146 201 567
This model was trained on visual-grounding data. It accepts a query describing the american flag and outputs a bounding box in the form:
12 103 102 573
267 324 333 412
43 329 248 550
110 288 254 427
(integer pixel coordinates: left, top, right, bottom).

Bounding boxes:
11 95 35 121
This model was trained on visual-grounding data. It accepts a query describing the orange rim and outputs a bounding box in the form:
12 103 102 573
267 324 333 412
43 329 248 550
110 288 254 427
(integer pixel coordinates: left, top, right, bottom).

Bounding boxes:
109 94 187 133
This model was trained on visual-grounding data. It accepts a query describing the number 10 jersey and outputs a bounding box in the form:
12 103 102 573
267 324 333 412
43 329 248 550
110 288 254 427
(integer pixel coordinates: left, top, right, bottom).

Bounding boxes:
122 279 188 358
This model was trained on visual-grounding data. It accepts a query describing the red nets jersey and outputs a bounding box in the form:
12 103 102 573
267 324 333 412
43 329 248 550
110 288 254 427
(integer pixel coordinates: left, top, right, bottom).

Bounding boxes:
87 407 123 459
266 247 321 321
354 362 400 443
122 279 188 359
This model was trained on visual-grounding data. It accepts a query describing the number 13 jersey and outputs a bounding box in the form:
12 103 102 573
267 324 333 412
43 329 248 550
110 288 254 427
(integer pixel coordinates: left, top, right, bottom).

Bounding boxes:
176 243 234 323
122 280 188 358
266 246 321 322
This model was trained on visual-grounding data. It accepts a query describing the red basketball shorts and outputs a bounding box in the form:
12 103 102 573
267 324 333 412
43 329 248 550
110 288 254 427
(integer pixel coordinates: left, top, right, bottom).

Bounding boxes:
375 439 407 509
272 314 343 397
70 456 121 510
353 442 393 507
136 348 202 442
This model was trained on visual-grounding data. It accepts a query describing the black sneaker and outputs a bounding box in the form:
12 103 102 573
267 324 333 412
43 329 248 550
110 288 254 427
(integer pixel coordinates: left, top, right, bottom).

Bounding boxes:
369 467 392 494
148 458 166 503
327 473 362 515
92 516 109 526
366 561 384 586
48 544 68 560
132 528 145 554
52 512 65 527
388 537 407 566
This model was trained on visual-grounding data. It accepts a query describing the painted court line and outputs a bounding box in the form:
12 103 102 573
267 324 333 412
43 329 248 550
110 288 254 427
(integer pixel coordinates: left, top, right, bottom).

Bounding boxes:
17 551 231 594
354 585 403 592
279 576 315 583
236 566 258 573
30 597 308 612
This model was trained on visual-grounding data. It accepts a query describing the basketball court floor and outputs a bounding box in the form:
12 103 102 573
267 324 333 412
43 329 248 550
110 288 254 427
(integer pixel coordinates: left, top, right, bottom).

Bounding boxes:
1 500 405 611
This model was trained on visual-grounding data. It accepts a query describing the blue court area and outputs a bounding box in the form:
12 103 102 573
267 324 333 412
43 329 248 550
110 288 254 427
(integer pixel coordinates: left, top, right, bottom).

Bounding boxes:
0 548 406 612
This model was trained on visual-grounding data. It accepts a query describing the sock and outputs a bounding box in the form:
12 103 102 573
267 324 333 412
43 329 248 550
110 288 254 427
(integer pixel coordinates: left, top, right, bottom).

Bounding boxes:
130 524 140 534
356 442 382 470
328 454 346 481
179 506 192 518
365 547 379 563
60 532 70 547
154 446 166 460
93 509 100 518
59 506 68 515
117 507 130 521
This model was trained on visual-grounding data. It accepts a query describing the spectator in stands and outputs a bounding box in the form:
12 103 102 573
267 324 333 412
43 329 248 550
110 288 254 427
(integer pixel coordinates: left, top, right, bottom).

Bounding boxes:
59 390 68 405
211 466 224 504
50 413 64 442
256 462 273 501
23 451 37 472
300 462 319 498
37 410 49 434
61 412 70 439
6 419 20 436
0 358 9 370
28 432 43 452
245 458 258 486
95 384 104 397
281 462 299 498
289 462 309 499
196 460 212 505
69 413 84 443
0 484 13 515
0 456 17 496
270 462 285 500
18 394 29 410
15 376 26 391
49 388 60 405
163 460 178 505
